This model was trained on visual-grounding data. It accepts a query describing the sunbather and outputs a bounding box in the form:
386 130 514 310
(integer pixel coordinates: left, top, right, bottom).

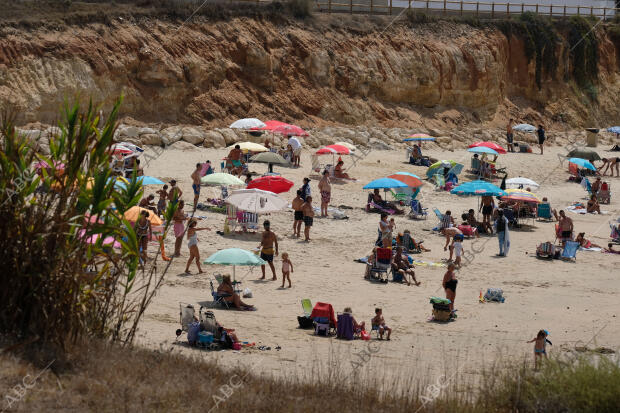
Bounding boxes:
604 243 620 254
575 232 602 249
464 209 482 238
343 307 365 333
217 275 254 310
392 246 420 286
334 160 354 180
398 229 430 252
373 189 404 214
586 194 601 214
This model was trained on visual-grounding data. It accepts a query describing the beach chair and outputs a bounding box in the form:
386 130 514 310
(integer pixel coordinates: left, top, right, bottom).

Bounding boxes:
536 242 556 259
176 303 196 339
610 222 620 243
225 204 238 233
368 247 391 283
297 299 314 329
238 211 259 232
336 313 355 340
366 193 395 215
470 157 481 174
561 241 579 261
310 302 337 336
409 199 428 220
537 203 553 221
209 279 231 309
370 324 381 339
503 209 518 227
597 183 610 204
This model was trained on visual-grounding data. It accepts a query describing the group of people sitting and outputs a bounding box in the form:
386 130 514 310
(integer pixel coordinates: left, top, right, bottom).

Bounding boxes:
471 154 500 179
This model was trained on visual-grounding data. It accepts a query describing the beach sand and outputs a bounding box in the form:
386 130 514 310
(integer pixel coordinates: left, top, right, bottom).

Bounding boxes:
137 143 620 386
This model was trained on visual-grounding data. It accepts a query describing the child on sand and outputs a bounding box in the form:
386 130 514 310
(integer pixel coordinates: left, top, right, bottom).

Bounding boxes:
281 252 293 288
451 234 463 268
371 308 392 340
527 330 552 370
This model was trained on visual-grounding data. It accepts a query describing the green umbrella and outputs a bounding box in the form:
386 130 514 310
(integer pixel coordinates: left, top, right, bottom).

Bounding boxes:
200 172 245 186
567 148 601 162
203 248 266 281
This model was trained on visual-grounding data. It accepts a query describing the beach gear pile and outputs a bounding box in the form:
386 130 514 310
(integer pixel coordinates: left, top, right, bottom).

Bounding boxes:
483 288 506 303
430 297 452 322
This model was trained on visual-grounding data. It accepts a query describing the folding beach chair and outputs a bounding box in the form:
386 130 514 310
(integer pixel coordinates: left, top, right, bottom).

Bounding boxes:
537 203 553 221
368 247 391 283
409 199 428 220
238 211 259 232
209 279 231 309
226 204 238 233
401 232 421 254
297 299 314 329
597 182 610 204
561 241 579 261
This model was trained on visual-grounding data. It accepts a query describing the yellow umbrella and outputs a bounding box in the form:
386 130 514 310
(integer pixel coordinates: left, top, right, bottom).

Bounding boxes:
123 206 163 225
502 189 541 203
227 142 269 153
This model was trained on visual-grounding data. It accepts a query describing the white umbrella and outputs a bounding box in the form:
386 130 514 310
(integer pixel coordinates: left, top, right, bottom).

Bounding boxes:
513 123 536 132
505 177 540 190
225 189 287 214
229 118 266 130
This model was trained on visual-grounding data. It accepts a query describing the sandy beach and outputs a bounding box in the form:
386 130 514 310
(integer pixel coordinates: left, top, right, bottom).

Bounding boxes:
137 143 620 386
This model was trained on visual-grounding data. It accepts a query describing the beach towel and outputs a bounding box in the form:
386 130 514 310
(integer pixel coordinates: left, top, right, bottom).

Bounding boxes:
579 246 602 252
412 259 446 268
336 313 354 340
566 204 608 215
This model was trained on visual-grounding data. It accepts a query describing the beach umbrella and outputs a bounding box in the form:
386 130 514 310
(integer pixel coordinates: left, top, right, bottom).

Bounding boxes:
249 152 289 165
200 172 245 186
227 141 269 153
247 176 294 194
363 178 408 190
117 142 144 153
78 230 121 249
114 176 165 189
606 126 620 134
203 248 266 282
468 146 499 155
387 173 424 188
501 189 541 204
450 180 507 197
469 141 507 154
505 177 539 190
316 144 351 155
568 158 596 171
567 148 601 162
225 189 287 214
110 145 134 156
256 120 289 131
123 206 163 225
335 142 357 151
513 123 536 132
272 124 308 137
426 160 464 178
229 118 266 130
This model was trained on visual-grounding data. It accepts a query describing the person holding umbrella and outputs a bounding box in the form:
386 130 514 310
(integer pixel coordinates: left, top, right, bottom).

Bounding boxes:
259 220 279 281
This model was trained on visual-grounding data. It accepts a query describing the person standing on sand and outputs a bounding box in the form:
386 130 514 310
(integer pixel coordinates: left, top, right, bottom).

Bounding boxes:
558 210 573 246
292 190 304 237
259 220 278 280
302 196 314 242
156 185 168 216
480 195 495 234
134 210 152 264
172 200 187 257
300 177 311 201
494 209 510 257
318 170 331 217
442 263 458 314
191 163 201 210
184 218 211 274
168 179 183 205
506 119 514 152
537 124 546 155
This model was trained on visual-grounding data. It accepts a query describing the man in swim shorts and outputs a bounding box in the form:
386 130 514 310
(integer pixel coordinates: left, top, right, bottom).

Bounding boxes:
191 163 201 211
479 195 495 234
558 210 573 247
292 190 304 238
168 179 183 206
302 196 314 242
259 220 278 281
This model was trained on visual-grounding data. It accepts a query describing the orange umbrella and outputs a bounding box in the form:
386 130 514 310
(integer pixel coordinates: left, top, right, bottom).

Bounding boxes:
123 206 163 225
387 173 423 188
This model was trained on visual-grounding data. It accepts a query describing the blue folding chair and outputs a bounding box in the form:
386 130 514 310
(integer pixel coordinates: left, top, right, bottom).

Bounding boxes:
537 203 553 221
409 199 428 220
209 280 231 309
561 241 579 261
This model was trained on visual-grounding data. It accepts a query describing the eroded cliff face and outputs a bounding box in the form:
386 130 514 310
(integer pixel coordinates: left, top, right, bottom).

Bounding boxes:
0 15 618 128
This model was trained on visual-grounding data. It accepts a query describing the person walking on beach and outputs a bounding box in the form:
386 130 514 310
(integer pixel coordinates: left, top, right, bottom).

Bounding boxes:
442 263 458 313
302 195 314 242
318 170 331 217
184 218 211 274
527 330 552 370
281 252 293 288
156 185 168 216
259 220 278 280
292 190 304 237
480 195 495 234
168 179 182 205
300 177 311 201
558 210 574 246
494 209 510 257
191 163 202 211
172 200 187 257
506 118 514 152
537 124 546 155
134 210 153 264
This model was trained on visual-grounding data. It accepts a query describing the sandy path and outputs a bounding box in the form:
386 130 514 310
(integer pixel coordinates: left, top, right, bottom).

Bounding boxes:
137 143 620 386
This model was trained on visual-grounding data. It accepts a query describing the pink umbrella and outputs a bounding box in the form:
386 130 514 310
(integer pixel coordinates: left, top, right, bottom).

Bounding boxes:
272 124 308 137
468 141 507 154
78 229 121 249
316 144 351 155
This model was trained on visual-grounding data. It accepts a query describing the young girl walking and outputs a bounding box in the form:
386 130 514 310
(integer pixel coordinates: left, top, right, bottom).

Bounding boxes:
281 252 294 288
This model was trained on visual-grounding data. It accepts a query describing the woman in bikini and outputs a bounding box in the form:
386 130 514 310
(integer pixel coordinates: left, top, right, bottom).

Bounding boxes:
586 194 601 214
134 210 152 263
442 263 458 313
184 218 211 274
575 232 602 249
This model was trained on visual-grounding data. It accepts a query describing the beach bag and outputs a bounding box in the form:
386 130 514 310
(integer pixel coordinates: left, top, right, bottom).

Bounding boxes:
360 330 371 341
484 288 505 303
297 316 314 329
243 287 253 298
220 330 234 349
432 309 451 321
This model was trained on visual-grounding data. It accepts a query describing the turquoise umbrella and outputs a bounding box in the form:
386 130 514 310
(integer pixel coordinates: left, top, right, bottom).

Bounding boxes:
568 158 596 171
113 176 164 189
468 147 498 155
450 180 507 197
363 177 408 190
203 248 266 282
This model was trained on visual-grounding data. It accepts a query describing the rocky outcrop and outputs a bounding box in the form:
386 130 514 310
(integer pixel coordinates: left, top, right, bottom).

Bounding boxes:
1 16 618 130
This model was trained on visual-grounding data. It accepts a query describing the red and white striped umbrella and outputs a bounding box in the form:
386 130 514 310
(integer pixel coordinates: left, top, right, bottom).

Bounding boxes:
316 144 350 155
